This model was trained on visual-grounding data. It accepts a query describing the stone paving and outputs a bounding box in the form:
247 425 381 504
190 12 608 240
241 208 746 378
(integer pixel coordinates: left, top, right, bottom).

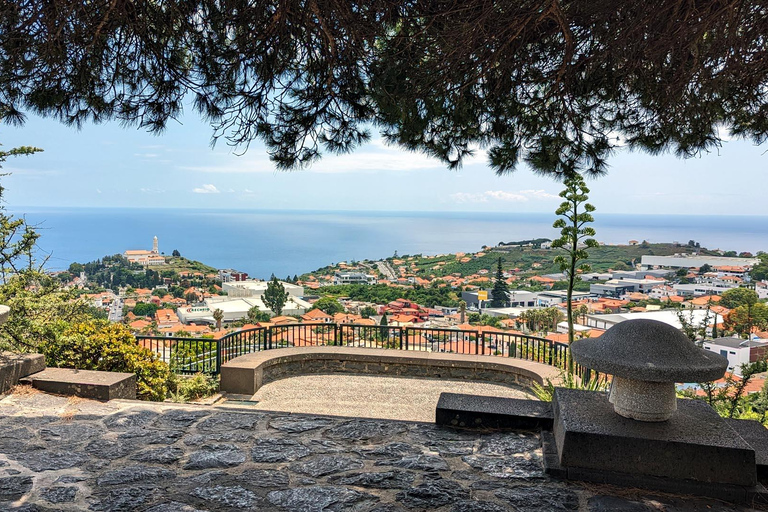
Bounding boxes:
0 389 763 511
248 375 532 422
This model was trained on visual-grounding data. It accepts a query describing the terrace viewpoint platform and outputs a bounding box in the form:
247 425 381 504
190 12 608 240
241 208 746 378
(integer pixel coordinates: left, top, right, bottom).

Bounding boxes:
220 346 560 396
0 389 761 511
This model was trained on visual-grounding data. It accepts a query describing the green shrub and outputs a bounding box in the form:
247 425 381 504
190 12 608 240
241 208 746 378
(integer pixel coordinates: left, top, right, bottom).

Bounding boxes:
531 370 609 402
40 320 171 401
168 373 219 403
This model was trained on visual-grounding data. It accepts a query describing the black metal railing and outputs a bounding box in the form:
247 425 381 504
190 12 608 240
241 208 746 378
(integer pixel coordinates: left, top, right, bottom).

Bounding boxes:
136 323 573 375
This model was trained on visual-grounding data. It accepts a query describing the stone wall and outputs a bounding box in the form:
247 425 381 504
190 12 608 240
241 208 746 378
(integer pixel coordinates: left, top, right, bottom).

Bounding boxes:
260 358 538 390
220 347 558 395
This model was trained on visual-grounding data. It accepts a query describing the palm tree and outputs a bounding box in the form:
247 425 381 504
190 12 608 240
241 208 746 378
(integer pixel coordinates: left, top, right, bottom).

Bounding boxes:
577 304 589 325
213 308 224 330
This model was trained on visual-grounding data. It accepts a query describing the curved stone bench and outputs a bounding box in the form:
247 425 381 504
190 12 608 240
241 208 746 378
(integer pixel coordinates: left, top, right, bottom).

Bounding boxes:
220 347 560 395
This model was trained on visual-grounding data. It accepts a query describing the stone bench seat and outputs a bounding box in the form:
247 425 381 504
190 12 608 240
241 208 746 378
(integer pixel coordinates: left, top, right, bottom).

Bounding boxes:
20 368 136 401
220 346 560 396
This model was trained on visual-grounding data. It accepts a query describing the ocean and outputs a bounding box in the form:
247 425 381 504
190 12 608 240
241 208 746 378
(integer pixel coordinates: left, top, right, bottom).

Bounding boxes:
11 207 768 280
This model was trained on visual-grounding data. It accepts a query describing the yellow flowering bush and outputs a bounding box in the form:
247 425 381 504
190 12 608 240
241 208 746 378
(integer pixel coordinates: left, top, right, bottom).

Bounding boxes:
40 320 171 401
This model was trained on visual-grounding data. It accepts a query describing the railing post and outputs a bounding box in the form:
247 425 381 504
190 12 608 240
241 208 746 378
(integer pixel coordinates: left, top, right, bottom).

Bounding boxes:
401 328 406 350
215 339 222 374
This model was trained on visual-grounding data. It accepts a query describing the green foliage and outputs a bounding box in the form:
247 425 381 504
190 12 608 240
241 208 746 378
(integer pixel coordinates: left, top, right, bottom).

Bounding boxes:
0 271 93 352
246 306 271 323
725 303 768 339
360 306 377 318
613 261 629 271
39 320 171 401
490 257 510 307
172 249 181 257
212 308 224 330
312 283 458 308
676 305 712 343
516 308 563 333
551 174 598 372
5 4 767 177
750 254 768 282
132 302 159 317
168 373 219 403
684 360 768 421
312 296 345 315
550 280 590 292
720 288 759 309
0 146 43 281
532 371 609 402
719 288 766 337
466 314 502 328
263 277 289 316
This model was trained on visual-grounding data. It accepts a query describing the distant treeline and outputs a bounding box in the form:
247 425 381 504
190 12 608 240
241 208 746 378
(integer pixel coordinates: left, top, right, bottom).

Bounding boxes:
497 238 551 247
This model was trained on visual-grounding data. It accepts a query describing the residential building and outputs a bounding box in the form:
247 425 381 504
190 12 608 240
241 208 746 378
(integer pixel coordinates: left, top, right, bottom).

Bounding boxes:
218 269 249 282
591 278 666 297
703 337 768 376
584 309 711 331
301 309 333 323
223 279 304 299
333 272 377 285
757 281 768 300
672 282 737 297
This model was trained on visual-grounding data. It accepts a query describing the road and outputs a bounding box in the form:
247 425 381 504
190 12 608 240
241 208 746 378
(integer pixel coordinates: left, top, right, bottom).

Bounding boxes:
376 260 397 281
108 296 123 322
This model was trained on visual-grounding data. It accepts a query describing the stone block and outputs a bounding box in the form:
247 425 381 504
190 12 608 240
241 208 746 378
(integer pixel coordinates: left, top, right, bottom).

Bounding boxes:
726 418 768 479
21 368 136 400
435 392 553 430
0 352 45 394
553 388 756 487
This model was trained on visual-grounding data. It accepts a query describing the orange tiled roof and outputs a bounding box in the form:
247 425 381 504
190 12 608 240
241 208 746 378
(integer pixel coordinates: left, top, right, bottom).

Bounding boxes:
302 309 333 321
270 315 299 325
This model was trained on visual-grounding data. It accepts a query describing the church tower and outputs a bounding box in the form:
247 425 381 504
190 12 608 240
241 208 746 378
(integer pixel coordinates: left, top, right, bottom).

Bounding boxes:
152 236 158 254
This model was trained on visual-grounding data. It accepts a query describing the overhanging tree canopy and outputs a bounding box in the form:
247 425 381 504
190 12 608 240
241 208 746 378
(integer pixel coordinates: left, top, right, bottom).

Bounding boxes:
1 1 766 177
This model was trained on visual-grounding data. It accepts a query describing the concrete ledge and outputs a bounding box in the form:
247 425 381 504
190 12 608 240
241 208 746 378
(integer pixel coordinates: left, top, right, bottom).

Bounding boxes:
0 352 46 394
21 368 136 400
220 347 560 395
435 392 553 430
553 388 756 487
726 418 768 480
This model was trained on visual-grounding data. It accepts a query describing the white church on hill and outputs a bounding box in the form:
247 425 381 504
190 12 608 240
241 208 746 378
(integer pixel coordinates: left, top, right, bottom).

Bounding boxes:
123 236 166 266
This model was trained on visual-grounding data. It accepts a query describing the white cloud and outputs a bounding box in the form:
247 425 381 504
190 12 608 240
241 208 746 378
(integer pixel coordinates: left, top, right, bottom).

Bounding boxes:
193 184 220 194
96 189 102 194
450 189 558 203
178 137 487 175
518 189 559 200
134 153 159 159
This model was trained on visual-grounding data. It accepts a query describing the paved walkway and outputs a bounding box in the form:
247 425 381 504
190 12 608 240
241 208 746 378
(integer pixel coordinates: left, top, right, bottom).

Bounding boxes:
0 388 761 511
247 375 532 422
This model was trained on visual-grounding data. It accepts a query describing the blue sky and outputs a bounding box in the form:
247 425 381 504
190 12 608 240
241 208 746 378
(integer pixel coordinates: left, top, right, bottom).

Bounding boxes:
1 111 766 215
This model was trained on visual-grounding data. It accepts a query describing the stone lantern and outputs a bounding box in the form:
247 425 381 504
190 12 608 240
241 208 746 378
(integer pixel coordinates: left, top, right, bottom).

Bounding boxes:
570 319 728 421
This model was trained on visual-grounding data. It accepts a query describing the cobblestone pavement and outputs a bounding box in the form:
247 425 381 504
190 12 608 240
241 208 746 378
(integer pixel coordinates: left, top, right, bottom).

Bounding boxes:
0 390 762 511
249 375 532 422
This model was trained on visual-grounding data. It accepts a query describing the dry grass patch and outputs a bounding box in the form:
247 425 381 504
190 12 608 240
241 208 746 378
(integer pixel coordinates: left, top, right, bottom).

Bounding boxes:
9 384 39 396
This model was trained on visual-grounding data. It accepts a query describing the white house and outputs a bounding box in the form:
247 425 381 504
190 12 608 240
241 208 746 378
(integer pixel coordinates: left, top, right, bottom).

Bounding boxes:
756 281 768 300
222 279 304 298
702 337 768 376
